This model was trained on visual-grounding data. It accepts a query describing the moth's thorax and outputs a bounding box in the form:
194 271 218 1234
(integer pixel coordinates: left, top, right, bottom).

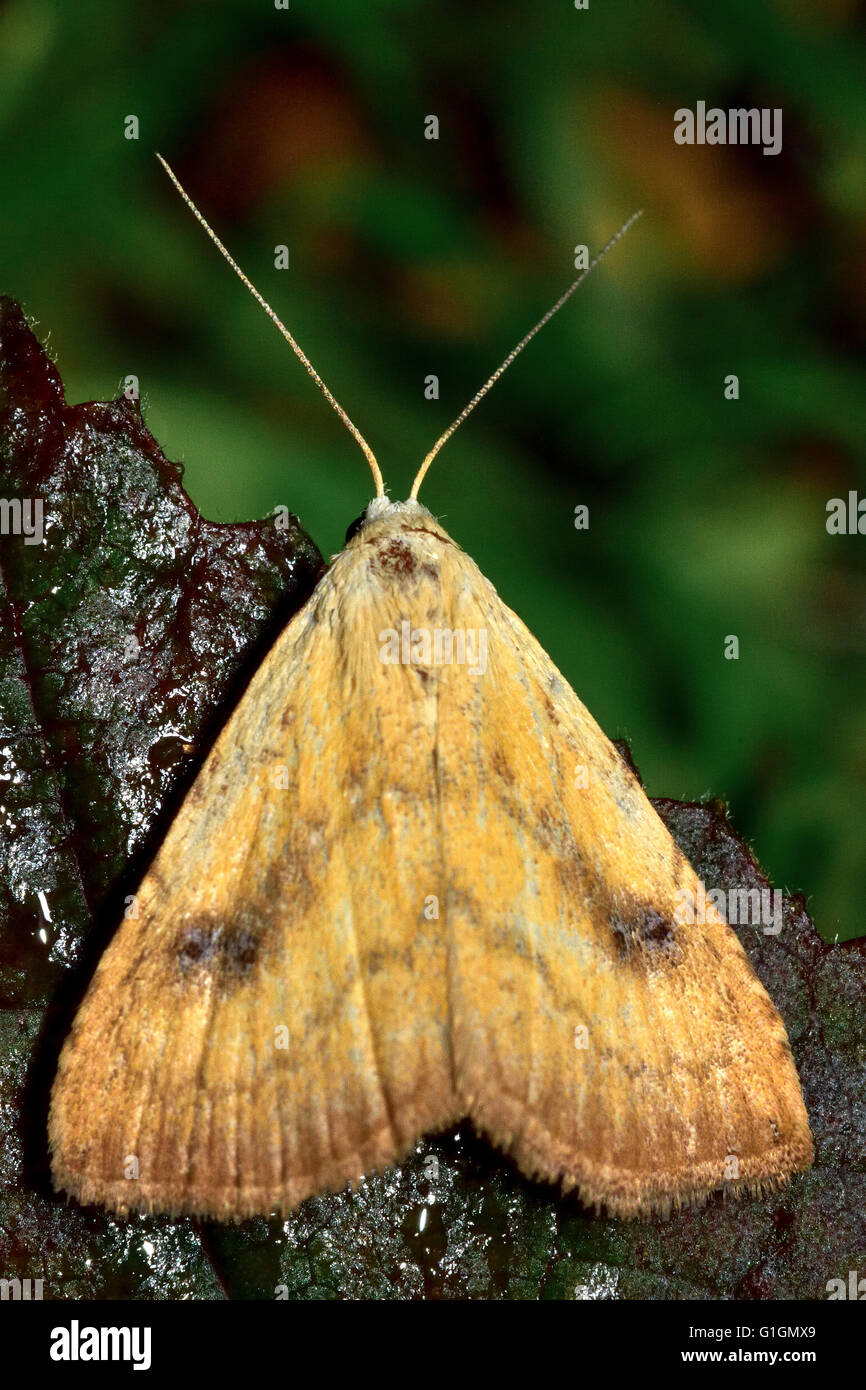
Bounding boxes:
329 496 470 633
342 496 456 553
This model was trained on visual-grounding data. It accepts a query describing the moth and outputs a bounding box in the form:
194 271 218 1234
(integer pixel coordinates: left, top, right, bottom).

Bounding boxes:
48 159 813 1221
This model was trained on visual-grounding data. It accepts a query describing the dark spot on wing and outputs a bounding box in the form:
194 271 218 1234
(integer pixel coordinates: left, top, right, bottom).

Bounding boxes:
364 948 387 976
608 897 681 965
175 914 262 989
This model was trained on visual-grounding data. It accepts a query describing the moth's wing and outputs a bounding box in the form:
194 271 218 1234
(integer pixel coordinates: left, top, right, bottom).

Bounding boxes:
49 539 461 1219
436 545 813 1218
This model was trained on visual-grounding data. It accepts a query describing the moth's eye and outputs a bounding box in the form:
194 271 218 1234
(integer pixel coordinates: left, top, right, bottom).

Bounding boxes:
344 514 367 545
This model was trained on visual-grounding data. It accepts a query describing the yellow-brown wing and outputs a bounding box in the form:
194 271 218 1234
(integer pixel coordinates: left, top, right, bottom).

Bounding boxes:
49 513 462 1219
432 530 812 1217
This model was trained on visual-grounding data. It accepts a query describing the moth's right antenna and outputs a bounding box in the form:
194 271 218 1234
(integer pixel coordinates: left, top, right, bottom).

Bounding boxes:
409 209 643 501
156 154 385 499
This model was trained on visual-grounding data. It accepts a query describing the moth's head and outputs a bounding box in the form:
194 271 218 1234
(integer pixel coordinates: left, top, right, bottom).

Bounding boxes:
342 496 442 549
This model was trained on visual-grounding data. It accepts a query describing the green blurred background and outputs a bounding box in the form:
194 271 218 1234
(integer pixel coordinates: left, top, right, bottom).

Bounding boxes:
1 0 864 941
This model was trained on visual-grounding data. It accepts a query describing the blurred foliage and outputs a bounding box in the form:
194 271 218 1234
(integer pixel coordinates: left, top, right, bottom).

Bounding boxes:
1 0 865 941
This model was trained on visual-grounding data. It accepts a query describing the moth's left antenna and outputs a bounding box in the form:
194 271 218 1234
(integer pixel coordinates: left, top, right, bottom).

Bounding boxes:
156 154 385 499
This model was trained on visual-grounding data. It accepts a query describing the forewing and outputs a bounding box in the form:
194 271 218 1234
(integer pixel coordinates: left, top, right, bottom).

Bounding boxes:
49 533 460 1219
434 541 813 1217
